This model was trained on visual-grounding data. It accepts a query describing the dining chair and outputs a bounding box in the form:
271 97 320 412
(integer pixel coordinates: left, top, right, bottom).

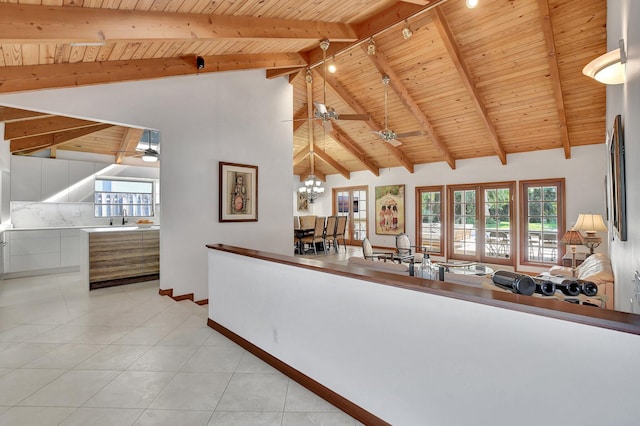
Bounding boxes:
301 216 326 255
334 216 347 252
299 215 316 230
323 216 338 252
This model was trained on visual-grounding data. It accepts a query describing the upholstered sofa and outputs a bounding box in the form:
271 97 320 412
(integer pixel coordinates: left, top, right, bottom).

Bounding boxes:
545 252 614 309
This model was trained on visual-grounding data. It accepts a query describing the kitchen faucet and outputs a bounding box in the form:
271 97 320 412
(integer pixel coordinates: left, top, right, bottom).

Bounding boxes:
122 209 128 225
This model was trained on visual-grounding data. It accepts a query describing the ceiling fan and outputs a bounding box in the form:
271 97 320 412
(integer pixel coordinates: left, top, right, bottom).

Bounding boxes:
311 39 370 131
373 75 422 146
115 129 159 162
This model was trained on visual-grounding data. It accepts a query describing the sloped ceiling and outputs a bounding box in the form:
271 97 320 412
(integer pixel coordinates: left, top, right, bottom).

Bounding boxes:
0 0 606 175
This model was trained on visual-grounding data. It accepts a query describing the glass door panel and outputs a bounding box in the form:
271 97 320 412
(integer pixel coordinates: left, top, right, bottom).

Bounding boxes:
483 188 511 260
452 189 477 257
334 186 368 246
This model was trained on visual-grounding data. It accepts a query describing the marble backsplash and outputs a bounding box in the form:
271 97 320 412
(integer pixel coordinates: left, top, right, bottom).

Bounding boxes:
10 202 161 228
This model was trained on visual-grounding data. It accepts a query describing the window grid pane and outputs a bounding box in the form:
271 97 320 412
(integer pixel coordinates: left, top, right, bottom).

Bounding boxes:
453 189 476 256
525 184 558 263
420 190 441 254
94 179 154 218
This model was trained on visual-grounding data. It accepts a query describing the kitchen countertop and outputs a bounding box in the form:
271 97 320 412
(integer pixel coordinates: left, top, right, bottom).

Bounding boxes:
7 225 159 231
82 225 160 233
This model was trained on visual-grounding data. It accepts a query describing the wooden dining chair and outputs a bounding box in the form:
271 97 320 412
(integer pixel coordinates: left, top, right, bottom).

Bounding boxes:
301 216 326 255
323 216 338 252
334 216 347 252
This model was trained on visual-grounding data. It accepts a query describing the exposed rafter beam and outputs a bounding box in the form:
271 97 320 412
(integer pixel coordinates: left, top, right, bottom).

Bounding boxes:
5 116 103 140
536 0 571 159
266 67 306 80
0 106 52 123
291 109 310 133
0 54 308 94
312 121 380 177
320 72 415 173
298 168 325 183
0 3 358 43
115 127 145 164
363 47 456 170
431 7 506 165
313 148 350 180
293 146 311 166
10 123 113 153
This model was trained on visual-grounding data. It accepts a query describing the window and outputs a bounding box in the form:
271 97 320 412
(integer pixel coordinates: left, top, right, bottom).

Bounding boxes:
447 182 515 265
94 178 154 218
520 179 565 266
416 186 443 255
333 186 368 243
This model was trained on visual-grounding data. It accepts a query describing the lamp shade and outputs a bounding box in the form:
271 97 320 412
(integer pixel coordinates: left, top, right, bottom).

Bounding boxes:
560 230 584 246
574 213 607 234
582 40 626 85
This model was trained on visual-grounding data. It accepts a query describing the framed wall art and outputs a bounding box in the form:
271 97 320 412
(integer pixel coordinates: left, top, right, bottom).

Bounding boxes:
219 162 258 222
375 184 405 235
609 114 626 241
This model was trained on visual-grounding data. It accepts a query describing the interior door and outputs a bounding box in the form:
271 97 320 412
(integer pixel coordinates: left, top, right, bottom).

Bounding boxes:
333 186 368 246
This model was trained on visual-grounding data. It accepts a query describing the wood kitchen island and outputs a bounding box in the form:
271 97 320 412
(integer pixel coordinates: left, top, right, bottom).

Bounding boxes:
80 226 159 290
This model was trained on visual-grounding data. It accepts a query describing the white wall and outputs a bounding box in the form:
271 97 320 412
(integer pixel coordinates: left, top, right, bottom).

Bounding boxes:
209 248 640 425
0 70 293 300
607 0 640 313
304 145 607 268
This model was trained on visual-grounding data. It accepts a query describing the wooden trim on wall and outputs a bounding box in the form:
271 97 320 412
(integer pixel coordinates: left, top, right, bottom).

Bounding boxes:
158 288 208 305
207 318 391 426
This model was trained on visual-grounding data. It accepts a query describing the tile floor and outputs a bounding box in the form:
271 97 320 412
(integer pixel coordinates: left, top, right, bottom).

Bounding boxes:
0 270 362 425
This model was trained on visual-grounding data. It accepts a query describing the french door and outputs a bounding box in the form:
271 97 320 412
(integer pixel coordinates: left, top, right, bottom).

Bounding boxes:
333 186 368 245
447 182 515 266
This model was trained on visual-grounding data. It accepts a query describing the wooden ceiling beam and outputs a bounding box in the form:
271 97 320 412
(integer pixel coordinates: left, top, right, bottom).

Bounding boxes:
314 121 380 177
313 148 350 180
536 0 572 159
0 106 52 123
292 110 310 133
10 123 113 153
198 53 307 72
320 72 415 173
0 53 308 94
5 115 102 140
266 67 306 80
115 127 145 164
363 47 456 170
0 3 358 44
431 7 507 165
293 146 311 166
306 0 448 69
297 168 325 183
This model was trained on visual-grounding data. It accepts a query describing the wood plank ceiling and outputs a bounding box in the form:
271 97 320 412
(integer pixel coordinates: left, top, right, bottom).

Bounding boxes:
0 0 606 176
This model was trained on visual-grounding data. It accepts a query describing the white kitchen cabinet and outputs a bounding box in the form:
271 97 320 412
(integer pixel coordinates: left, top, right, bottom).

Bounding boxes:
61 229 81 268
41 158 69 201
4 228 82 275
11 156 42 201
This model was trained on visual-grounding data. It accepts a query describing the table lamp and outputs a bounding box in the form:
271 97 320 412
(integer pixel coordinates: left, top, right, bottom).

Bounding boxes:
573 213 607 254
560 228 585 277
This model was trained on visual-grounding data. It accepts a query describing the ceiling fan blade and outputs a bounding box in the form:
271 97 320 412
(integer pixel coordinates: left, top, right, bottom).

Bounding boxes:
338 114 370 121
386 138 402 147
395 130 423 139
313 102 328 115
322 119 333 132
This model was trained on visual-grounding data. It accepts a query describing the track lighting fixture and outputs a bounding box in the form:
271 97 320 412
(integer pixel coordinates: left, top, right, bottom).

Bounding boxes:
367 38 376 55
402 21 413 40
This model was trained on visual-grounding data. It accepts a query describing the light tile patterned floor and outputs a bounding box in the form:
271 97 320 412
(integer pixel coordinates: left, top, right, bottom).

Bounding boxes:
0 271 361 425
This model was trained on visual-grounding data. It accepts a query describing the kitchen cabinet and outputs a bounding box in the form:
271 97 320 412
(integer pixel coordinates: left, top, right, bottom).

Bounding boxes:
84 228 159 289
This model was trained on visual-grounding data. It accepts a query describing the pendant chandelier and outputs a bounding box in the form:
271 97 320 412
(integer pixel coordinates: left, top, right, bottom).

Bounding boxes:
298 175 325 203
